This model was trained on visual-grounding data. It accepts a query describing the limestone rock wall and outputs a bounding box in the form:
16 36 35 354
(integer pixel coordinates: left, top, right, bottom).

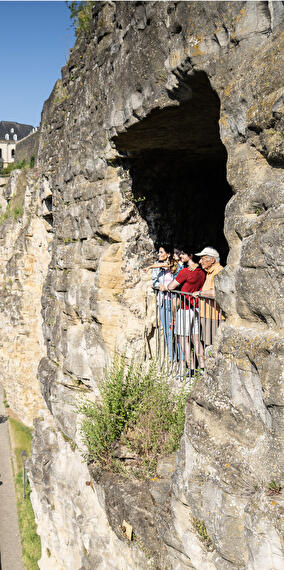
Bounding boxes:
0 169 51 426
15 130 40 166
23 1 284 568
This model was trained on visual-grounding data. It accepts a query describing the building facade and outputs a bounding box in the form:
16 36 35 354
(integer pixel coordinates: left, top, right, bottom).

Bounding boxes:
0 121 36 168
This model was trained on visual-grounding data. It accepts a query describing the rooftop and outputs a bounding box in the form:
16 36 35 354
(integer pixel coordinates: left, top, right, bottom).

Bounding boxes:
0 121 35 141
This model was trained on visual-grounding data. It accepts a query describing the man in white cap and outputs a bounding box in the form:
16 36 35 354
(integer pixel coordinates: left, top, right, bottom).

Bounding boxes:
195 247 224 345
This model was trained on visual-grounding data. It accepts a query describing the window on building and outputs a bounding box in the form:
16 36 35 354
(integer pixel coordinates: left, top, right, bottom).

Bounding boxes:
11 149 15 158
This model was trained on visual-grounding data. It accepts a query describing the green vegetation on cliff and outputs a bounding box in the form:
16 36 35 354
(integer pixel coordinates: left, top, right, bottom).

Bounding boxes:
1 156 35 176
67 1 96 39
79 355 190 478
9 417 41 570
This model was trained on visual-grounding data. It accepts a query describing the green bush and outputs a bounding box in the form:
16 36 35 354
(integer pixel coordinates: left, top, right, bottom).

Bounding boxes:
78 355 190 478
1 159 27 176
67 1 96 40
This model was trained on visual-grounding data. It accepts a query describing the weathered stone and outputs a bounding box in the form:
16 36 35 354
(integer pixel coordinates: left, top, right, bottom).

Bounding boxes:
0 170 50 425
1 1 283 568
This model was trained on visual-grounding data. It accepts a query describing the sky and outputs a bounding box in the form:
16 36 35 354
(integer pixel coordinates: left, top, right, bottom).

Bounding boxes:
0 1 76 127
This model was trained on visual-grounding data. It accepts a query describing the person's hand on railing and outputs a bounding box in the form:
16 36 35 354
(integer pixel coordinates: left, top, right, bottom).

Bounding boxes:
200 289 215 299
159 284 167 292
191 291 200 298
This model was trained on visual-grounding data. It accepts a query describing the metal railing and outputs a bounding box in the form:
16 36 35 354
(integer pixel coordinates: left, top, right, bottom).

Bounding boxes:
153 288 224 378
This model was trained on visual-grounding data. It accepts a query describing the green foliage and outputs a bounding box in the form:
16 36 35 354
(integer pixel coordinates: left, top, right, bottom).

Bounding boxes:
29 155 35 168
1 159 27 176
192 517 213 550
9 417 41 569
78 355 190 478
13 206 24 220
133 195 146 204
0 202 24 224
3 389 9 408
67 1 96 40
268 480 282 495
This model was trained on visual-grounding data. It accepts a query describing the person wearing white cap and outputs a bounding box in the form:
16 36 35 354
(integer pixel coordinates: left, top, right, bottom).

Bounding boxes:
195 247 223 345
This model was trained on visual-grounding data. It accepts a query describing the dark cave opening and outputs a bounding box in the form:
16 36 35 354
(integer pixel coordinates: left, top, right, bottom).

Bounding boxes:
113 71 232 265
43 195 53 227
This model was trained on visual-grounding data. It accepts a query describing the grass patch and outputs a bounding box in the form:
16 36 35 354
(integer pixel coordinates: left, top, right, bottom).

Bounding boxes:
9 417 41 569
267 480 282 495
78 355 190 478
13 205 24 220
0 203 24 224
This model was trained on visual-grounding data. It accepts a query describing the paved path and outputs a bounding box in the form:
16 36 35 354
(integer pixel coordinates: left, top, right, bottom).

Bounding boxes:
0 387 23 570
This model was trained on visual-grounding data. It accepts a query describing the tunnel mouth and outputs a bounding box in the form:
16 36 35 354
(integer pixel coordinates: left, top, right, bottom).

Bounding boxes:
113 71 232 265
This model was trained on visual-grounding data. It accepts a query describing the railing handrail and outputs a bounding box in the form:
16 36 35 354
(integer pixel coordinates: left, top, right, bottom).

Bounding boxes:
153 287 215 300
152 286 224 375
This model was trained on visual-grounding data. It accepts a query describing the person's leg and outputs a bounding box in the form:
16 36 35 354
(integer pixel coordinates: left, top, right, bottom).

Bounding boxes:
172 297 177 324
166 299 173 360
160 299 173 360
185 336 191 367
179 334 185 361
171 296 179 360
193 334 205 368
191 309 204 368
176 308 186 372
200 316 211 347
177 309 189 368
179 335 190 365
159 303 167 356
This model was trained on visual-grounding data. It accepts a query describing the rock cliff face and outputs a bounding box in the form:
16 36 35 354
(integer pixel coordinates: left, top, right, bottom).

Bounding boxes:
4 1 283 568
0 169 51 425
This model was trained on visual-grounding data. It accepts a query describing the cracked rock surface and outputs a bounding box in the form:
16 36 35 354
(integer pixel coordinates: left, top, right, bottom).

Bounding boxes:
2 2 283 568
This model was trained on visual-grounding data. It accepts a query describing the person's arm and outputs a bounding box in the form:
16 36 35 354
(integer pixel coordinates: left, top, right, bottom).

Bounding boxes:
200 289 215 299
144 262 168 272
168 278 179 291
159 278 179 292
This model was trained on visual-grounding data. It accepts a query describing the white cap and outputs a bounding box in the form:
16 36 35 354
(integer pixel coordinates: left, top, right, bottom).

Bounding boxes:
195 247 220 260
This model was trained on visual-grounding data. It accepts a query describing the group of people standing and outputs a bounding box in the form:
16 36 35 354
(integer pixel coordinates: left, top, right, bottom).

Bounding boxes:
146 245 223 375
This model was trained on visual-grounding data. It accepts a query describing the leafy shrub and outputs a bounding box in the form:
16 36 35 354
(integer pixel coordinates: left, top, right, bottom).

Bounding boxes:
78 355 190 478
1 159 27 176
67 1 96 40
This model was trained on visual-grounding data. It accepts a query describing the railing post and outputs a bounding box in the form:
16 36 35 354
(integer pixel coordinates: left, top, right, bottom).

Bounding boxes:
152 288 224 375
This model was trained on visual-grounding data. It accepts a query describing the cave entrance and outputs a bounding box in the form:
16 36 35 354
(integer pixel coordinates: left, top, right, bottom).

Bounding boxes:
113 71 232 265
